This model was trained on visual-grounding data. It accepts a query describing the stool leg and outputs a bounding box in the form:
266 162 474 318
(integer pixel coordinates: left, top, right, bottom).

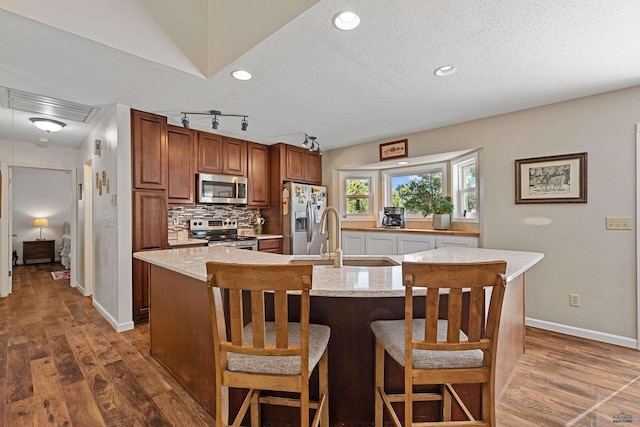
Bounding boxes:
250 390 260 426
319 348 329 427
442 384 451 421
374 339 384 427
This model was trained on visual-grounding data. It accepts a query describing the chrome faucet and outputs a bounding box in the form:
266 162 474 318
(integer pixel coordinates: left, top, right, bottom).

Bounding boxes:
318 206 343 268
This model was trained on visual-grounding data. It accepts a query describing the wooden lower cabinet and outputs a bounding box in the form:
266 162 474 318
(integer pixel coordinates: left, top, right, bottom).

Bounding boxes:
258 238 283 254
132 258 150 322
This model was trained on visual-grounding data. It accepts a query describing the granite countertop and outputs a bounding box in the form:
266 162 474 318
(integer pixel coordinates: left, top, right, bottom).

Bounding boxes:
168 238 208 247
341 227 480 236
134 247 543 297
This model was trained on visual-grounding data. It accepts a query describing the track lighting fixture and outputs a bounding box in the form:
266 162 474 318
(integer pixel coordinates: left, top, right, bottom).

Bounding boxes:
180 109 249 131
303 133 322 155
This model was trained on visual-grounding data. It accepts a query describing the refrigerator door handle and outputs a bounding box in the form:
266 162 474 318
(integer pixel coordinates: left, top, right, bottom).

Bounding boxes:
306 202 313 243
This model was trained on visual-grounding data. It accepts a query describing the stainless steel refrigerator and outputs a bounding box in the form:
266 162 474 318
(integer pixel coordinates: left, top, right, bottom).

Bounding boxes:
282 182 328 255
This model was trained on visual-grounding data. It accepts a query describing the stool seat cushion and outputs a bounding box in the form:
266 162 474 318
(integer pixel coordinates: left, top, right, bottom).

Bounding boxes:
371 319 483 370
227 322 331 376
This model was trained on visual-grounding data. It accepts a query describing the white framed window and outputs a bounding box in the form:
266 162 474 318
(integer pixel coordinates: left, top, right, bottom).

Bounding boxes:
382 163 447 218
339 171 378 221
451 152 478 221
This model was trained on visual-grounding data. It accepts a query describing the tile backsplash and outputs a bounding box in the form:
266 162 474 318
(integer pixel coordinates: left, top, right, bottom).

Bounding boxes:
168 205 261 233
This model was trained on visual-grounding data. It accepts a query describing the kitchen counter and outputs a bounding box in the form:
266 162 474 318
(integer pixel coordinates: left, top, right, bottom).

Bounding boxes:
342 226 480 236
134 246 542 426
134 246 539 297
167 238 208 247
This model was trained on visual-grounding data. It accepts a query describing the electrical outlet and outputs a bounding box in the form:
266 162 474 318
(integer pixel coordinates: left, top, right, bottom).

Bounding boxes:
606 217 632 230
569 294 580 307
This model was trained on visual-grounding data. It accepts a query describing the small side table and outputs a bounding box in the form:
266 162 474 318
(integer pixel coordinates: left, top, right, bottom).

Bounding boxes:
23 240 56 265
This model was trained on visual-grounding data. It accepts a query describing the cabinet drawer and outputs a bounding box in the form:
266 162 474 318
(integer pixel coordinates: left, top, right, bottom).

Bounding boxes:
258 238 282 253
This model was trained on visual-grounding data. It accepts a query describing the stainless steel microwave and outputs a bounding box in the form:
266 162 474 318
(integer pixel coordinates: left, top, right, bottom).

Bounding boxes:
196 173 248 205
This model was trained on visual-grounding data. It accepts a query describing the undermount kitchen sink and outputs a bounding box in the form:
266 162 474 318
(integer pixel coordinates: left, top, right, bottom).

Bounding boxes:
288 257 400 267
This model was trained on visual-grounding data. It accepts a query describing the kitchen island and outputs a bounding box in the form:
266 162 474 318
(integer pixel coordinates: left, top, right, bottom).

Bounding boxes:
134 247 542 426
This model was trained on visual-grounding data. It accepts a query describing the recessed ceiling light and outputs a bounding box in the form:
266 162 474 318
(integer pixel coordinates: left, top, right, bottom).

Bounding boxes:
434 65 456 77
37 137 49 143
333 11 360 30
231 70 252 81
29 117 66 132
397 161 409 165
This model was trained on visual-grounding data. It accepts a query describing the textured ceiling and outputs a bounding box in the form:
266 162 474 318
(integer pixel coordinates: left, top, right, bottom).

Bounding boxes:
1 0 640 152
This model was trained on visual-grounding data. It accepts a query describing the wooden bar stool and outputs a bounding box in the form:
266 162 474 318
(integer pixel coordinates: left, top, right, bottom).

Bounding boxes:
206 261 330 427
371 261 507 427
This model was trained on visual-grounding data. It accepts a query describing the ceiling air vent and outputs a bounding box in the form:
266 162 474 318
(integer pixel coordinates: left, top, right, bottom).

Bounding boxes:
0 87 100 123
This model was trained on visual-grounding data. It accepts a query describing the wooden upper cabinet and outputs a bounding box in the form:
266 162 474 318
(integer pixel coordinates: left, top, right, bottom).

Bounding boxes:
247 142 269 207
167 125 196 205
285 145 305 182
222 137 247 176
132 110 167 190
197 132 223 174
284 144 322 184
304 150 322 184
197 133 247 176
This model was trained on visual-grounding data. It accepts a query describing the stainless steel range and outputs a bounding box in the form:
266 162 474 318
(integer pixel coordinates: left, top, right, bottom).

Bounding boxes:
189 218 258 250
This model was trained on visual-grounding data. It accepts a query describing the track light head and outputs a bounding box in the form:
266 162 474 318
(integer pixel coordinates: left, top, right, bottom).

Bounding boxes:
181 114 189 129
241 117 248 131
302 133 321 154
212 115 219 129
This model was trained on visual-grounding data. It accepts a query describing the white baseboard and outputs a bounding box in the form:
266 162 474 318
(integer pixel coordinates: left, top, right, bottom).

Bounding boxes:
525 317 638 349
73 281 84 293
92 299 134 333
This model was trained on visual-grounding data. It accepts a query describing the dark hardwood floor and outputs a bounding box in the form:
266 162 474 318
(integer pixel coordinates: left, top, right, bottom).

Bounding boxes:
1 263 639 426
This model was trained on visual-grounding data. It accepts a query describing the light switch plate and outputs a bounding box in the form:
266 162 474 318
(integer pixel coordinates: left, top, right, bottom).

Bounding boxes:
605 217 632 230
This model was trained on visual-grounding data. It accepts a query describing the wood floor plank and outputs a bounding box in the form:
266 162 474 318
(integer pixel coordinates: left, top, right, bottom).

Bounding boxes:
104 359 173 427
5 342 34 403
4 397 38 427
49 334 85 386
31 356 74 427
66 329 138 426
153 389 212 427
63 380 107 427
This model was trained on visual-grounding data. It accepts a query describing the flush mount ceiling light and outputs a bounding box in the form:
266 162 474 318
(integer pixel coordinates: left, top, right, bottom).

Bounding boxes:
303 133 321 155
231 70 252 81
434 65 456 77
333 11 360 30
29 117 66 132
180 110 249 131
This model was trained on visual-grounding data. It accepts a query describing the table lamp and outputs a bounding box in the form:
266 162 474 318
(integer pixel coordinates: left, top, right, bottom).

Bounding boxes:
34 218 48 240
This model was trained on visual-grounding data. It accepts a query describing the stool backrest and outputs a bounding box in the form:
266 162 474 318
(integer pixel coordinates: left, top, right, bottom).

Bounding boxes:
402 261 507 361
206 262 313 373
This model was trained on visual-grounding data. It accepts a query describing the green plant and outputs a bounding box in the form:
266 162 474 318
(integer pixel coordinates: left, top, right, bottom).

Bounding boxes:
396 174 454 216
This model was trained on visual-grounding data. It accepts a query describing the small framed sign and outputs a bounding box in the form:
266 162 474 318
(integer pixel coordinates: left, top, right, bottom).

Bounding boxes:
379 139 408 161
515 152 587 204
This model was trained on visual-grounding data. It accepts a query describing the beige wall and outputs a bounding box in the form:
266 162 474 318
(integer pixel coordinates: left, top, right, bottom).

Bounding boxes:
322 86 640 345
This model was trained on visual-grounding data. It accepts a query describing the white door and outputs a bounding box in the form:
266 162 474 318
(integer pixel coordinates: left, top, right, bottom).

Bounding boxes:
0 162 11 297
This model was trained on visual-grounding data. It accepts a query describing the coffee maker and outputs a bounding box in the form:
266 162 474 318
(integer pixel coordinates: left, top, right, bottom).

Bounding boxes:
382 206 405 229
